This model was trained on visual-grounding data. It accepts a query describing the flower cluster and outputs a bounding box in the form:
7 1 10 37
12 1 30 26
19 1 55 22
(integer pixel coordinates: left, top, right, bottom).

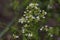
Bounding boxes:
18 3 47 39
18 3 47 24
40 25 54 37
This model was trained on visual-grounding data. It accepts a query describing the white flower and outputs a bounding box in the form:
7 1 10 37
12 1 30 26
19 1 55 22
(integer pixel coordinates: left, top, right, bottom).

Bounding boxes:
40 10 41 12
29 3 34 6
45 25 48 28
28 33 33 37
35 6 38 9
18 17 25 23
43 16 45 18
15 36 19 38
22 27 25 33
32 16 35 19
18 19 23 23
21 21 24 24
45 12 47 15
24 24 28 27
36 16 40 20
45 25 48 31
24 11 26 13
13 34 19 39
29 3 39 8
29 3 38 7
23 14 25 16
27 21 30 23
27 10 29 12
40 27 44 31
40 28 43 31
50 34 53 37
48 33 53 37
25 16 29 19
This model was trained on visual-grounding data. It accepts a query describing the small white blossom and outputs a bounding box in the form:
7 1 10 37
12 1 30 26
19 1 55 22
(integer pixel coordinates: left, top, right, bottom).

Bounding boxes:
40 27 44 31
35 6 38 9
18 19 23 23
40 28 43 31
27 21 30 23
32 16 35 19
22 27 25 33
48 33 53 37
36 16 40 20
40 10 41 12
29 3 39 8
24 11 26 13
18 17 25 23
24 24 28 27
29 3 34 6
43 16 45 18
27 10 29 12
45 12 47 15
45 25 48 28
50 34 53 37
28 33 33 37
21 21 24 24
23 14 25 16
25 16 29 19
13 34 19 39
15 36 19 38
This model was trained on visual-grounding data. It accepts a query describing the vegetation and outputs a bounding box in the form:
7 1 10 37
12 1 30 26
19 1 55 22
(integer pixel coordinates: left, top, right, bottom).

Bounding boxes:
0 0 60 40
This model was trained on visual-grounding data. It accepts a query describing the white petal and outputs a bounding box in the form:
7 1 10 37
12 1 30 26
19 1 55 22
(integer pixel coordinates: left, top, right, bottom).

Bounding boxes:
40 28 43 31
15 36 19 38
43 16 45 18
45 12 47 15
50 34 53 37
24 11 26 13
45 25 48 28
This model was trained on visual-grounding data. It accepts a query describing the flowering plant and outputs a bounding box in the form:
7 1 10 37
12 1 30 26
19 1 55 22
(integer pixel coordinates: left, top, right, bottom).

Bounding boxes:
18 3 47 40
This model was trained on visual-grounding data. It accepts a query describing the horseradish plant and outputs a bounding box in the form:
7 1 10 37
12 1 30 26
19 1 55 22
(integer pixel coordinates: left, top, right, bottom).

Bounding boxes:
18 3 47 40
